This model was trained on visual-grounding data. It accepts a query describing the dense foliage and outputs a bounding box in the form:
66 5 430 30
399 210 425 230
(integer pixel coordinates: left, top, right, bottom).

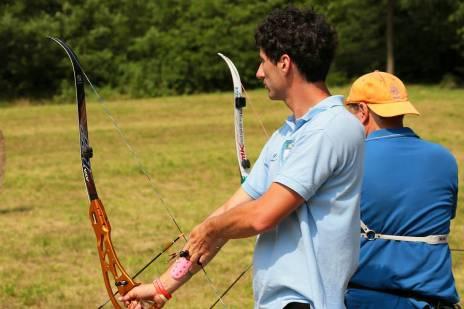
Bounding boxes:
0 0 463 100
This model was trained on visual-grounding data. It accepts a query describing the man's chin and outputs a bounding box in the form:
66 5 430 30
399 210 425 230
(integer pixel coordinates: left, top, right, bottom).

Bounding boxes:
266 89 274 99
267 92 280 101
264 87 281 100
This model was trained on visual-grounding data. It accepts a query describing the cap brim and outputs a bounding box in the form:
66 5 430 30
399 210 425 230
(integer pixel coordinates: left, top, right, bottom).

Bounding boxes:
367 101 420 117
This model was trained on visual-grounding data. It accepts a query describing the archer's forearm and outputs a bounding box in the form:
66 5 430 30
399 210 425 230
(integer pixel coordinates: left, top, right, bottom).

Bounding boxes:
207 187 253 219
209 183 305 240
208 200 265 239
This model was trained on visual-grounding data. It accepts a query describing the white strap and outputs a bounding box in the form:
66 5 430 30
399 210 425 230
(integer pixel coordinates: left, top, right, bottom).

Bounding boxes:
360 220 448 245
360 220 370 233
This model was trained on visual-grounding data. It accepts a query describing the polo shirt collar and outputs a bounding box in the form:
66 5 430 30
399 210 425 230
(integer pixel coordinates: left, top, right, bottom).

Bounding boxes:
285 95 344 131
366 127 418 141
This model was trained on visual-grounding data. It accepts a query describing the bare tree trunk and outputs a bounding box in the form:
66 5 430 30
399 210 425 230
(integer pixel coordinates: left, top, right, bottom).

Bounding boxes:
387 0 395 74
0 130 5 189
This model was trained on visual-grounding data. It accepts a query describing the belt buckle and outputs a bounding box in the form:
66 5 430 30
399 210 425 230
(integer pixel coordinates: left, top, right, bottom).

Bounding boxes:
365 230 376 241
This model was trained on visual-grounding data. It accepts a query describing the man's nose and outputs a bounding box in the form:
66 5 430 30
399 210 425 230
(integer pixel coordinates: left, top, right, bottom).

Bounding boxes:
256 64 264 79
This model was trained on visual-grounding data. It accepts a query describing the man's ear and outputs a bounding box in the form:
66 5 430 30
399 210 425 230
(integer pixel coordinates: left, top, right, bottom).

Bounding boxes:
278 54 291 74
358 103 370 125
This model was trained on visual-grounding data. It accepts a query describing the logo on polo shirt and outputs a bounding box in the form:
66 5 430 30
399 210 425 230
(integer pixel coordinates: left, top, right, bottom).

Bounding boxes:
270 153 278 161
280 140 294 164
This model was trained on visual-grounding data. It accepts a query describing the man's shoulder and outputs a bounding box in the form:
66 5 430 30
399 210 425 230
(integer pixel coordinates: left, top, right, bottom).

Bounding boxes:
416 138 456 163
424 142 458 174
367 133 458 171
308 103 361 127
297 106 364 167
311 106 364 143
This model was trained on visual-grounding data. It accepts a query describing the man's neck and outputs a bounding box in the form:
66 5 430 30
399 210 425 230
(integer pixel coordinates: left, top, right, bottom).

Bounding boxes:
366 114 405 136
285 81 331 119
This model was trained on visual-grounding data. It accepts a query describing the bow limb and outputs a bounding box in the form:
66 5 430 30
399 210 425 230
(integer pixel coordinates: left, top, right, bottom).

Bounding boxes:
50 37 138 308
218 53 251 183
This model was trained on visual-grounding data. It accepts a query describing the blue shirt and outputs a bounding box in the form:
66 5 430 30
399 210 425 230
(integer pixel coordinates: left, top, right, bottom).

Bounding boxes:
242 96 364 309
346 128 459 307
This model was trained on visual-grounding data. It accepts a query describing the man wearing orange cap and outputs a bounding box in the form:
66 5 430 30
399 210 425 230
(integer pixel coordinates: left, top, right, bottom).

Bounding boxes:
344 71 460 308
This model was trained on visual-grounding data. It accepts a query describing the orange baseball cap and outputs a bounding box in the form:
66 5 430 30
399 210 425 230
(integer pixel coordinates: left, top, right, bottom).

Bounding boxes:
345 71 420 117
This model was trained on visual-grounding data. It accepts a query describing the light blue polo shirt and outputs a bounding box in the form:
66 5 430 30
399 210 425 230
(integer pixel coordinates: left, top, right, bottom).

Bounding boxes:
345 128 459 308
242 95 364 309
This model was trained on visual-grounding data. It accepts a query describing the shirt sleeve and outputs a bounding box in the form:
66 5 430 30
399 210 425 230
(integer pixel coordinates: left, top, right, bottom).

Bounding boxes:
274 130 338 201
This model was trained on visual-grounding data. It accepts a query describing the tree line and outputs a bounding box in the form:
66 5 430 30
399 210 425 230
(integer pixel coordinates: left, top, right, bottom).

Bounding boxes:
1 0 463 101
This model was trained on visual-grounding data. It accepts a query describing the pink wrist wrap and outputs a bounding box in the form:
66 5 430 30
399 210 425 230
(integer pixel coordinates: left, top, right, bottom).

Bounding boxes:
170 257 192 280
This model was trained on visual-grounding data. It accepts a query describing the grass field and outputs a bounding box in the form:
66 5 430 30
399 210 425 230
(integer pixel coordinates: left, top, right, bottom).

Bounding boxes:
0 85 462 308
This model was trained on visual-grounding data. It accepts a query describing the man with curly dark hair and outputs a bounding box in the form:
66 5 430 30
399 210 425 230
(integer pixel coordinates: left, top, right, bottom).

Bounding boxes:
121 7 364 309
255 8 337 85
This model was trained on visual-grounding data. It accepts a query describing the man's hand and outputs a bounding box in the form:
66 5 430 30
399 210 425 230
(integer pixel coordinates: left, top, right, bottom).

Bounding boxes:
183 218 223 267
119 283 166 309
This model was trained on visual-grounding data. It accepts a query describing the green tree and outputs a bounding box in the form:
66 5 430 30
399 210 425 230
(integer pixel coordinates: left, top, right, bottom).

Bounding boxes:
0 0 463 101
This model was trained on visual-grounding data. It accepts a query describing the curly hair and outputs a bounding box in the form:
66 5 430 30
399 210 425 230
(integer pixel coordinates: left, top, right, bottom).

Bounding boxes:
255 7 337 82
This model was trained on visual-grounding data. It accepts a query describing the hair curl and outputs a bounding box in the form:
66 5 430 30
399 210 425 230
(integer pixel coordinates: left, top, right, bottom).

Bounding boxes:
255 7 337 82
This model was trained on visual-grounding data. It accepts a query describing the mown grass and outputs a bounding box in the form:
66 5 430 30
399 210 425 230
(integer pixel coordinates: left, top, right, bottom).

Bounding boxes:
0 85 462 308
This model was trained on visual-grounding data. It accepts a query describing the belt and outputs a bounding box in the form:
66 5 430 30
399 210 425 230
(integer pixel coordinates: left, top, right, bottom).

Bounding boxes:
360 220 448 244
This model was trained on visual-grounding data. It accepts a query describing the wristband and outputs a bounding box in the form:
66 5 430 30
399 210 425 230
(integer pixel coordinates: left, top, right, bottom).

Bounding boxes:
153 278 172 300
155 292 168 303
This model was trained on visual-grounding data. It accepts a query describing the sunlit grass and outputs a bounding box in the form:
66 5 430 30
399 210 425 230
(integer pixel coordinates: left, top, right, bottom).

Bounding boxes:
0 85 462 307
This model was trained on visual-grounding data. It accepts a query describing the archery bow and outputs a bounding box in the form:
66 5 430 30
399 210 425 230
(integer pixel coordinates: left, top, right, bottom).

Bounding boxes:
49 37 140 308
50 37 226 308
